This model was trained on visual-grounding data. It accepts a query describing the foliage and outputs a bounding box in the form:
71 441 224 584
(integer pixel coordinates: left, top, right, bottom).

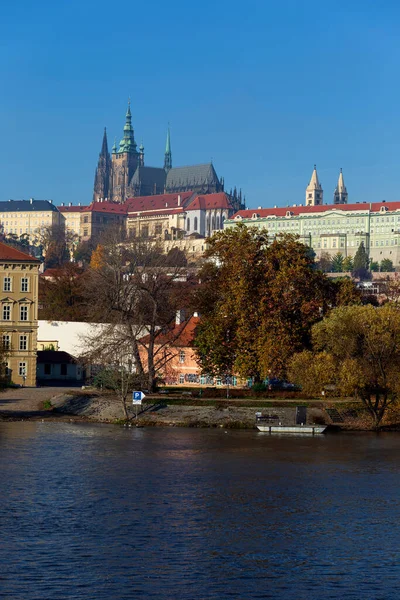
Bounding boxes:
289 304 400 427
288 350 336 396
342 256 354 272
39 264 88 321
37 225 78 268
370 261 380 272
74 240 95 266
352 242 370 280
380 258 394 272
330 252 344 273
82 232 191 393
194 226 351 382
317 252 332 273
90 244 106 270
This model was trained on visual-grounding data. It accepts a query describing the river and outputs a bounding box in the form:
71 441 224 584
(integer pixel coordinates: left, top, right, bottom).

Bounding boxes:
1 423 399 599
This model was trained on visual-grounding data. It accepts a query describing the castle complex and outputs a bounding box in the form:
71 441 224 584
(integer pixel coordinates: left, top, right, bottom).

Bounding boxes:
93 102 226 203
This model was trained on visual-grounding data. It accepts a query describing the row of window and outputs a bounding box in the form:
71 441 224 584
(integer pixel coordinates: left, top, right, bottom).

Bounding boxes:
2 304 30 321
3 277 29 292
3 334 28 351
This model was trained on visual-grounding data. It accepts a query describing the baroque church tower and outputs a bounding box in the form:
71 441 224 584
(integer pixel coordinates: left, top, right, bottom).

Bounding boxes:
93 128 111 202
305 165 323 206
110 101 141 203
333 168 348 204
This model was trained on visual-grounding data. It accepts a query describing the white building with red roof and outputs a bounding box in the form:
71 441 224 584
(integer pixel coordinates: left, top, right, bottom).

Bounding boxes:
227 201 400 266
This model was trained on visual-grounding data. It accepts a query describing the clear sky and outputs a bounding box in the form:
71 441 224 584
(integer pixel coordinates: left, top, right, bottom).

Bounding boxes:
1 0 400 208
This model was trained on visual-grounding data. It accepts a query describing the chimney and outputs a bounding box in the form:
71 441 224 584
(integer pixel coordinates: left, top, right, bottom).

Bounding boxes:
69 202 72 207
61 202 64 206
78 202 81 206
175 309 185 325
49 200 53 204
178 194 181 206
30 199 33 205
165 202 168 208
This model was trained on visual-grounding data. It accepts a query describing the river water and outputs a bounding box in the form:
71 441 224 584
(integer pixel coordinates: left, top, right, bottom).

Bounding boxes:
1 423 400 599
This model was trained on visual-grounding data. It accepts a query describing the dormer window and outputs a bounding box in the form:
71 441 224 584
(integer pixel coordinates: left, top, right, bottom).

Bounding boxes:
285 211 293 218
380 206 388 213
234 215 242 220
252 213 259 219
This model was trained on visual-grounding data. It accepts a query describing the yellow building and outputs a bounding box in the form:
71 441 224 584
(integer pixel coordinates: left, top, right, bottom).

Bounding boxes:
0 199 63 243
59 202 127 241
0 242 40 386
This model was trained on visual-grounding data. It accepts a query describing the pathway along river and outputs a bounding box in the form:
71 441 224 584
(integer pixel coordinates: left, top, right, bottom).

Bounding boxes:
1 423 400 599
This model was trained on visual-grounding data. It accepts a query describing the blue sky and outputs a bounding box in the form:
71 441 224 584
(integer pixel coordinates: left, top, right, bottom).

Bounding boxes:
1 0 400 208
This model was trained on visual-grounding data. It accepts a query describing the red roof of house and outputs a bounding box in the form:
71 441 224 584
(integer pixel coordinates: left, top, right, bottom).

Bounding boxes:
125 192 195 214
188 192 231 211
0 242 39 262
59 205 89 213
231 201 400 220
141 316 200 347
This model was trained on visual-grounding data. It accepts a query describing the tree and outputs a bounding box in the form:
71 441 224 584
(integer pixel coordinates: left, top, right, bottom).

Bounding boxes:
288 304 400 427
194 226 340 382
331 252 344 273
352 242 370 280
342 256 354 272
74 240 95 266
39 264 88 321
317 252 332 273
380 258 394 272
37 225 78 268
370 260 380 272
82 233 191 392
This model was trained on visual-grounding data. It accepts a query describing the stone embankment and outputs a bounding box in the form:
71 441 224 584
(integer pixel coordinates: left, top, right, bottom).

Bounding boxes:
0 387 329 428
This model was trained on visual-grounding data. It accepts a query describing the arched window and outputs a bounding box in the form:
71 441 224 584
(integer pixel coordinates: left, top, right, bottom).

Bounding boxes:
194 217 198 231
206 216 210 232
216 216 220 229
211 216 215 230
187 218 190 231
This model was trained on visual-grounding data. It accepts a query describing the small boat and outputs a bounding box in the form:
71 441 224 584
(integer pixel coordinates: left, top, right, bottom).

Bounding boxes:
256 423 327 435
255 413 327 434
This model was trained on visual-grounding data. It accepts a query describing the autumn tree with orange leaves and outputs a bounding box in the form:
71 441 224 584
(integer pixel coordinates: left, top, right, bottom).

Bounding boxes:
194 225 360 382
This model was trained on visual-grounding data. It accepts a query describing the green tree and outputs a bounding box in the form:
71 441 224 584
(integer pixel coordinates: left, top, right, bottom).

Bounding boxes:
342 256 354 272
370 260 380 272
288 304 400 427
380 258 394 272
352 242 370 280
331 252 344 273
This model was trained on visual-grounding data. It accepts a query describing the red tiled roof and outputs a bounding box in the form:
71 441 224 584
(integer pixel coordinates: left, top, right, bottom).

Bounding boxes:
0 242 39 262
188 192 231 211
231 201 400 220
125 192 195 214
88 202 127 214
59 205 89 213
128 208 184 218
140 316 200 347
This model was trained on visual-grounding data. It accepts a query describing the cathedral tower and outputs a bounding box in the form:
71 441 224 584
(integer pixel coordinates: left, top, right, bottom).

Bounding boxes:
110 101 140 203
164 126 172 172
305 165 323 206
333 168 348 204
93 128 111 202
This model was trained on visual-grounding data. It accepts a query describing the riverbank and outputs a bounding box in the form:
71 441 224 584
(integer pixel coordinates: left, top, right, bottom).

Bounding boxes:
1 387 399 430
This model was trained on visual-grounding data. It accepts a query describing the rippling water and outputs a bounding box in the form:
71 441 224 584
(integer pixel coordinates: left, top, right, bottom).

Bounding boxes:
1 423 400 599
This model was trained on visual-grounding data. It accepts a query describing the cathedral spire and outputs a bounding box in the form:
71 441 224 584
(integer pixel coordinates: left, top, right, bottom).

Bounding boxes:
101 127 108 155
334 168 348 204
93 128 111 202
305 165 323 206
118 99 137 154
164 125 172 172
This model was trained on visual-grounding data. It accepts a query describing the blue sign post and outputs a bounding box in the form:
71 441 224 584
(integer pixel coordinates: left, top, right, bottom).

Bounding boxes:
132 391 146 419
